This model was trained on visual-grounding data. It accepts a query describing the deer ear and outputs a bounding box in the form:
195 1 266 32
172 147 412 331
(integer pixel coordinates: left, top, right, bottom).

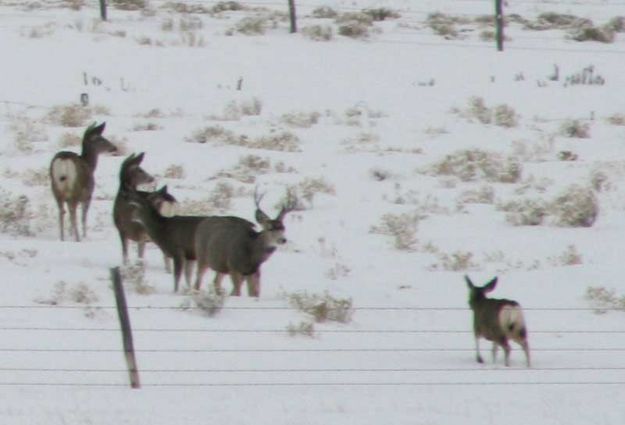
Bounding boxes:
255 208 271 225
158 185 168 194
94 122 106 135
135 152 145 163
464 275 475 289
484 277 498 292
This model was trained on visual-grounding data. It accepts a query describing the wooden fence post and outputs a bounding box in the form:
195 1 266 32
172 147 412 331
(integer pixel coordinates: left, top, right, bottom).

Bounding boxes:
495 0 504 51
111 267 141 389
288 0 297 33
99 0 107 21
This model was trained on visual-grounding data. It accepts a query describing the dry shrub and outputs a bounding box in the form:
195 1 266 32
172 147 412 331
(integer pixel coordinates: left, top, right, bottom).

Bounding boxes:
606 114 625 126
499 198 548 226
249 131 301 152
111 0 146 10
524 12 591 31
281 111 321 128
180 290 225 317
36 281 98 305
363 8 400 21
287 321 315 337
570 25 615 43
549 185 598 227
286 291 353 323
426 12 469 39
185 125 234 144
216 155 275 183
560 120 590 139
336 12 374 38
456 97 518 127
302 25 333 41
428 149 522 183
22 167 49 187
459 185 495 204
47 104 93 127
232 15 270 35
10 116 48 153
436 251 478 271
163 164 185 179
585 286 625 314
295 177 336 206
208 181 234 212
0 191 33 236
370 212 419 251
57 132 81 148
313 6 338 19
121 263 155 295
549 245 583 266
494 104 518 128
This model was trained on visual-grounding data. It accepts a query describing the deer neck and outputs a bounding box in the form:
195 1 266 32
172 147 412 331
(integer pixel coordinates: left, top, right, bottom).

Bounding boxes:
81 144 100 171
119 174 137 193
251 233 277 265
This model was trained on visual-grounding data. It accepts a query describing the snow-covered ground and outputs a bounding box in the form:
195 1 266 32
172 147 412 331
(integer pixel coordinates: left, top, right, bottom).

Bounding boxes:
1 0 625 423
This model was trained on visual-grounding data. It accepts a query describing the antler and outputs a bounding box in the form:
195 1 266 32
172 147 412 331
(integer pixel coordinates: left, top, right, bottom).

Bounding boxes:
277 188 298 220
253 186 266 210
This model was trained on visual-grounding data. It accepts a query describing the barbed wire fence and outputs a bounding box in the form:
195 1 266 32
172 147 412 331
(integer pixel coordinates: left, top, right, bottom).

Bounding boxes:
2 301 625 388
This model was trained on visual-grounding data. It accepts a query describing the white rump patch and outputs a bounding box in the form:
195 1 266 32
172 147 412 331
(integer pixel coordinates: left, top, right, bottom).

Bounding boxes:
51 158 78 195
158 201 178 218
498 305 526 337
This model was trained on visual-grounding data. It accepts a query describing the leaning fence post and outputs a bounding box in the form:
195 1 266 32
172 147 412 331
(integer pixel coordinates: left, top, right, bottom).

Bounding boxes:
111 267 141 389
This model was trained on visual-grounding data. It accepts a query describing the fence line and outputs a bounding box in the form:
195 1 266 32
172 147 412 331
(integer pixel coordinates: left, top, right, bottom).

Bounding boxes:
2 348 625 353
0 305 619 311
0 381 624 387
2 366 625 373
1 327 624 334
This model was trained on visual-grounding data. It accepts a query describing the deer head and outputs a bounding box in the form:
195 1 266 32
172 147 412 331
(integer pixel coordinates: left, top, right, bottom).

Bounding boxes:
254 188 297 247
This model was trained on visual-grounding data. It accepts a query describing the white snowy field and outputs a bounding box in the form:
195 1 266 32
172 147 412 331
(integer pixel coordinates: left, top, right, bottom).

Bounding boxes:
1 0 625 423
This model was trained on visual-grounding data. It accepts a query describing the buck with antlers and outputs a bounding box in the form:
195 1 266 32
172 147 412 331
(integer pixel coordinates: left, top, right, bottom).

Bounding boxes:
49 122 117 241
113 152 178 270
194 189 297 297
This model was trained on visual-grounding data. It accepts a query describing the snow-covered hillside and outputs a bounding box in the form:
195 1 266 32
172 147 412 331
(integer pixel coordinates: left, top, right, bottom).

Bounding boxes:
1 0 625 423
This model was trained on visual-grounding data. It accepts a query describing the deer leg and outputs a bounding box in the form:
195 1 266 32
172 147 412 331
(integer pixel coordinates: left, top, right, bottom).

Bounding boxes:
519 339 531 368
163 255 172 274
119 231 129 265
500 339 511 367
184 260 195 289
194 263 208 291
212 273 225 295
230 272 243 296
56 200 66 241
81 199 91 239
491 342 499 364
137 240 146 262
246 271 260 297
172 255 183 293
68 201 80 242
474 336 484 364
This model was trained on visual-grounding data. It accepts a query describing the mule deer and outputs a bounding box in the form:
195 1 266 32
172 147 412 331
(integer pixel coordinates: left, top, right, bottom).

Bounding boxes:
113 153 178 270
49 122 117 241
465 275 530 367
128 194 213 293
194 190 296 297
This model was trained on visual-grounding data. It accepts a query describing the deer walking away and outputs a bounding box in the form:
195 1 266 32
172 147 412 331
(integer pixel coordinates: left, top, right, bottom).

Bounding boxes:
465 275 531 367
49 122 117 241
